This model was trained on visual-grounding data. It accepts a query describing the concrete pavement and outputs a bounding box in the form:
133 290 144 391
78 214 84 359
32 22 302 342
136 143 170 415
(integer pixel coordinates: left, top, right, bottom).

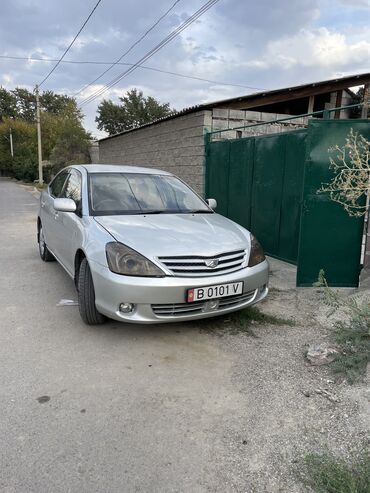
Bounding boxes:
0 179 244 493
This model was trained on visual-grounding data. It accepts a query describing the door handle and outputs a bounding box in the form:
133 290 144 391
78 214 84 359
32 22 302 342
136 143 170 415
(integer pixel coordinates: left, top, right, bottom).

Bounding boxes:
41 201 46 207
54 212 59 219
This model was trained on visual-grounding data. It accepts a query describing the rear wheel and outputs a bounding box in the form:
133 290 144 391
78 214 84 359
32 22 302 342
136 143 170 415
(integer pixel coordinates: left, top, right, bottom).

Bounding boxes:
78 258 105 325
38 224 55 262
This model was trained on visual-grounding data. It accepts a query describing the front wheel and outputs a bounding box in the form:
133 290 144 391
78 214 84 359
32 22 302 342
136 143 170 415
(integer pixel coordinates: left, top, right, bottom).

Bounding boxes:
38 224 55 262
78 258 105 325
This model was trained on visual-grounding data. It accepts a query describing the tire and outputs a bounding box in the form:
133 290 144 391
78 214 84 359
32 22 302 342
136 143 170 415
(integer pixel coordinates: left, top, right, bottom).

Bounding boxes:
38 224 55 262
78 258 105 325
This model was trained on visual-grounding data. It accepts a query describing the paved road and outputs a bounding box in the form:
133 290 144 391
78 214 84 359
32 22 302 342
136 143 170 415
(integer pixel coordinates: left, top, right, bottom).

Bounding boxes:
0 179 244 493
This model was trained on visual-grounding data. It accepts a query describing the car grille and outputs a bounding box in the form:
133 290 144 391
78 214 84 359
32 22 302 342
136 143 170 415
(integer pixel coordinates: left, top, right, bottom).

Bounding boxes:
151 289 257 317
157 249 247 277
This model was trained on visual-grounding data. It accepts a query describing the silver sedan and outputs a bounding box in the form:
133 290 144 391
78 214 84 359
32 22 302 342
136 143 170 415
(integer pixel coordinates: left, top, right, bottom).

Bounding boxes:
38 165 269 325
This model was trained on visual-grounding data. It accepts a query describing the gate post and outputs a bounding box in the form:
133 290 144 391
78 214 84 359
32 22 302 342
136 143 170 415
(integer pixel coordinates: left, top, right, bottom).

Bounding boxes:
203 129 211 198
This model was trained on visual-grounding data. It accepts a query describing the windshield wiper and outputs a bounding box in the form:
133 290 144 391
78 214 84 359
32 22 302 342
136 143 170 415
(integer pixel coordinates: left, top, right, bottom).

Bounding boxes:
188 209 214 213
142 210 168 214
141 209 214 214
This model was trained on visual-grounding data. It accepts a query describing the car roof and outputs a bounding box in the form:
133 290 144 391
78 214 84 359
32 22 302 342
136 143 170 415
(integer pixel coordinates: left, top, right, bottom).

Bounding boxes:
73 164 173 176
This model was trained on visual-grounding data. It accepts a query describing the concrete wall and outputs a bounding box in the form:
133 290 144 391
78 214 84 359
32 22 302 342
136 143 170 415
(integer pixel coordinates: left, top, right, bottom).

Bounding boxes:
99 110 210 195
210 108 307 139
88 141 99 163
325 90 352 118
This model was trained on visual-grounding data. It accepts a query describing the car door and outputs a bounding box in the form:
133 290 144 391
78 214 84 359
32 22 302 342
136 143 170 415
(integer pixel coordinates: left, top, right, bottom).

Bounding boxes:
53 169 84 275
40 170 70 255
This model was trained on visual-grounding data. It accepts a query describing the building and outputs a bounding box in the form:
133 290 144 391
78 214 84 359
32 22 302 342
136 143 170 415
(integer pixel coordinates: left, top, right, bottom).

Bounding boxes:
99 72 370 195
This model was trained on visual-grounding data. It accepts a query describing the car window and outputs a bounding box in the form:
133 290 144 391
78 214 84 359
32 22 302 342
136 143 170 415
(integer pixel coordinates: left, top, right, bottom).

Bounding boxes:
89 173 211 215
62 170 82 213
49 171 69 198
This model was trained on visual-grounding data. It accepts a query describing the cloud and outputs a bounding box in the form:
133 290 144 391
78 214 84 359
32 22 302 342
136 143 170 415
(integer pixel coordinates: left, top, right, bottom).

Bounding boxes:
0 0 369 136
241 27 370 72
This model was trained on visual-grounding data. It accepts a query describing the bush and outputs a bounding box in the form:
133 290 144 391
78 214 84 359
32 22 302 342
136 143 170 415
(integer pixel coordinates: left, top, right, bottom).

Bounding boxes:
0 118 37 180
315 270 370 383
299 450 370 493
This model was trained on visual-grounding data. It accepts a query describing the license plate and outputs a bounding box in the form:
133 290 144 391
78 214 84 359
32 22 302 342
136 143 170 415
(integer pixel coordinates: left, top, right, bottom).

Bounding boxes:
187 282 243 302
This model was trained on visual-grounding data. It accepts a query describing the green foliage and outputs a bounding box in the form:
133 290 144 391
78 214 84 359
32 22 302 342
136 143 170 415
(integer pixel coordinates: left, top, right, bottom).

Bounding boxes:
40 91 83 120
350 87 370 118
200 306 295 336
0 86 82 122
0 87 91 181
0 88 18 120
96 88 176 135
299 450 370 493
0 118 37 181
315 270 370 383
50 118 91 174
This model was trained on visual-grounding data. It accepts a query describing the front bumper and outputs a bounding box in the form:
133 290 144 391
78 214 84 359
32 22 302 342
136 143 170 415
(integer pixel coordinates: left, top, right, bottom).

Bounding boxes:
90 259 269 324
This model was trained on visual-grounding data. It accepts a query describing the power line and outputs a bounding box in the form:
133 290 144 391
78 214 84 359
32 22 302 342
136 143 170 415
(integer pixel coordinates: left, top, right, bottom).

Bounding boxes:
38 0 102 87
74 0 181 97
0 54 265 91
79 0 221 107
137 65 264 91
79 0 219 106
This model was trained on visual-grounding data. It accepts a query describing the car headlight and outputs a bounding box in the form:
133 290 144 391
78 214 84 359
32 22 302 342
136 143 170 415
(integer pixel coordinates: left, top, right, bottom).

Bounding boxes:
248 234 265 267
106 242 165 277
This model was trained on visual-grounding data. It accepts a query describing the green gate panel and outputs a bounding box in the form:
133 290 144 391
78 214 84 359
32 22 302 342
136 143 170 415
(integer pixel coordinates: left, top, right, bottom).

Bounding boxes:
296 120 369 287
278 130 306 263
250 134 286 257
206 140 230 216
227 138 254 230
206 131 307 265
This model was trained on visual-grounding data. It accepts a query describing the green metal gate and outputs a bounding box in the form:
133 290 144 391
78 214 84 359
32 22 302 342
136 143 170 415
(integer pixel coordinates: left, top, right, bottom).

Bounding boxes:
206 130 306 264
296 120 368 287
205 115 370 287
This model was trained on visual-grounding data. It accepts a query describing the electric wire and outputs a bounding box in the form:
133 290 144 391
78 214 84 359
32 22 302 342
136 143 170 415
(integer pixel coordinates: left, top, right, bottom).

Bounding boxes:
38 0 102 87
0 54 264 91
74 0 181 97
79 0 220 107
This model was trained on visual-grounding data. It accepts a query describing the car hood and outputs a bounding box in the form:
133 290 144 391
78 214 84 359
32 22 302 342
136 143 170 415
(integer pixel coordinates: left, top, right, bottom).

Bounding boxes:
94 213 250 259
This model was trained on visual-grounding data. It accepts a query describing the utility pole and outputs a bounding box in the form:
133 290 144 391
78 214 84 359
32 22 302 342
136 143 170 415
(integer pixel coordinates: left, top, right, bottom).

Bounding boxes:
9 128 13 158
35 85 43 185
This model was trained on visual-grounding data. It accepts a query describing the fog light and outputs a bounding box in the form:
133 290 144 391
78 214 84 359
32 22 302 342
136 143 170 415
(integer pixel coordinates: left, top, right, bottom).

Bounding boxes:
204 300 219 312
119 302 135 313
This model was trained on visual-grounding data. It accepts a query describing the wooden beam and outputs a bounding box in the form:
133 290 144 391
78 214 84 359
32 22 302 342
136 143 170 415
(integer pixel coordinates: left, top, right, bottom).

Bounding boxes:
307 95 315 113
361 84 370 119
334 91 343 119
214 74 370 111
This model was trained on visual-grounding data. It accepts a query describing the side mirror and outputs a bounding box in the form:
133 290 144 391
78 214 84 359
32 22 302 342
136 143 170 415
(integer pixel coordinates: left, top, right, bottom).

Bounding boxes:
54 198 77 213
206 198 217 210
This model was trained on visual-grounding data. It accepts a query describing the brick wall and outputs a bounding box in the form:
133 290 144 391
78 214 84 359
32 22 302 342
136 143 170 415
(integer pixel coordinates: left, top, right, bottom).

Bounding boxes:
99 110 211 195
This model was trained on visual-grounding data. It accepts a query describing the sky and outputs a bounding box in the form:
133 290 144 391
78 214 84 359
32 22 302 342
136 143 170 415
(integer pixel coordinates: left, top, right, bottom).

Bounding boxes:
1 0 370 138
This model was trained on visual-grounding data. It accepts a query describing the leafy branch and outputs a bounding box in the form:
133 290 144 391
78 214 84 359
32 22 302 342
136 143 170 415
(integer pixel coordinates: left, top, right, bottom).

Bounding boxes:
318 129 370 217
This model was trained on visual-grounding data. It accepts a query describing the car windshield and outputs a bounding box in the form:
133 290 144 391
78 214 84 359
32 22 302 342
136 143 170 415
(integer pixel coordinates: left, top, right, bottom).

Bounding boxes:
88 172 212 215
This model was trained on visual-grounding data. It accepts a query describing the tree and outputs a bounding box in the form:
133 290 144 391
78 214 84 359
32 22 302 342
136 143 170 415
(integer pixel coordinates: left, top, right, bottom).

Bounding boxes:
0 87 18 121
0 86 91 181
319 129 370 217
96 88 176 135
12 88 36 121
49 118 92 174
350 86 370 118
0 118 37 180
40 91 83 120
0 87 82 122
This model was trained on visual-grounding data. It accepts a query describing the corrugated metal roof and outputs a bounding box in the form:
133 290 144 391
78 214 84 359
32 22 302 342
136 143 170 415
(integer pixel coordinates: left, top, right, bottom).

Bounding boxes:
99 72 370 142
